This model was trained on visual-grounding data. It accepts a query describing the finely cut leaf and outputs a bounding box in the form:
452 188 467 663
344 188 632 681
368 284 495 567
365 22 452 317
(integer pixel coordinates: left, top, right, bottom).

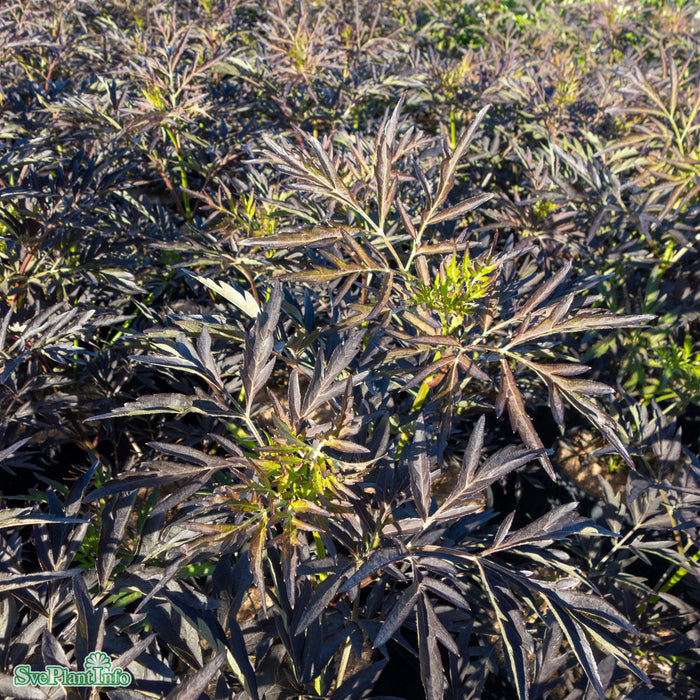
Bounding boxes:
184 271 260 318
417 593 447 700
375 583 420 647
499 360 555 479
427 192 493 225
164 651 226 700
409 414 432 520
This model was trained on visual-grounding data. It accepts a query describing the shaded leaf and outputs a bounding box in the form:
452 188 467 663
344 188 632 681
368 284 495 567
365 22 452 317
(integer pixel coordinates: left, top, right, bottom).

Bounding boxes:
417 593 447 700
375 582 420 647
165 651 226 700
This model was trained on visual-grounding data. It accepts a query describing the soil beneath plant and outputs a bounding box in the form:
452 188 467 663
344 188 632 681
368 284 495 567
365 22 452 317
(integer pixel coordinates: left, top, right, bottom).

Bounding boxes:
554 428 628 500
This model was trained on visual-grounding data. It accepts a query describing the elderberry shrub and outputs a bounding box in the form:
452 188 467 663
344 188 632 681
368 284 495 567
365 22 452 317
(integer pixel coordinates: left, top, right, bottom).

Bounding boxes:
1 1 698 698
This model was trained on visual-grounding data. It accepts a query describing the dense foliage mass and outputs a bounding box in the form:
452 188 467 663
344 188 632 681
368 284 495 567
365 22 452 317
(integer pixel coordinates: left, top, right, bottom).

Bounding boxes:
1 0 699 698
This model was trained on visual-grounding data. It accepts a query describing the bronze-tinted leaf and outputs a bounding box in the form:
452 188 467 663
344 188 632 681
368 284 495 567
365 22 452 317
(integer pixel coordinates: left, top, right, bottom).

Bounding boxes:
519 261 572 317
243 282 282 411
278 266 369 282
500 360 555 480
478 562 532 700
240 225 351 249
451 415 485 498
249 517 267 614
164 651 226 700
408 414 432 521
432 105 490 213
427 192 493 225
375 582 420 647
417 593 447 700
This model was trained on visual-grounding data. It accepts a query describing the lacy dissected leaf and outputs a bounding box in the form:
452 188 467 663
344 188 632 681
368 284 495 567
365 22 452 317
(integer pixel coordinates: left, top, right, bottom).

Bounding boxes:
484 503 592 554
563 390 635 467
243 282 282 411
509 309 655 348
260 132 357 211
408 413 431 521
241 224 359 249
129 328 223 391
518 261 573 317
421 105 490 225
375 581 420 647
517 359 634 465
73 574 105 667
88 392 234 420
548 604 606 698
498 359 555 479
278 265 375 283
97 491 137 588
85 466 218 502
339 548 408 594
427 192 494 225
416 592 448 700
440 419 538 514
249 516 268 614
0 509 86 530
292 570 348 635
300 329 364 418
183 270 260 318
0 570 81 594
478 562 533 700
530 581 647 688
